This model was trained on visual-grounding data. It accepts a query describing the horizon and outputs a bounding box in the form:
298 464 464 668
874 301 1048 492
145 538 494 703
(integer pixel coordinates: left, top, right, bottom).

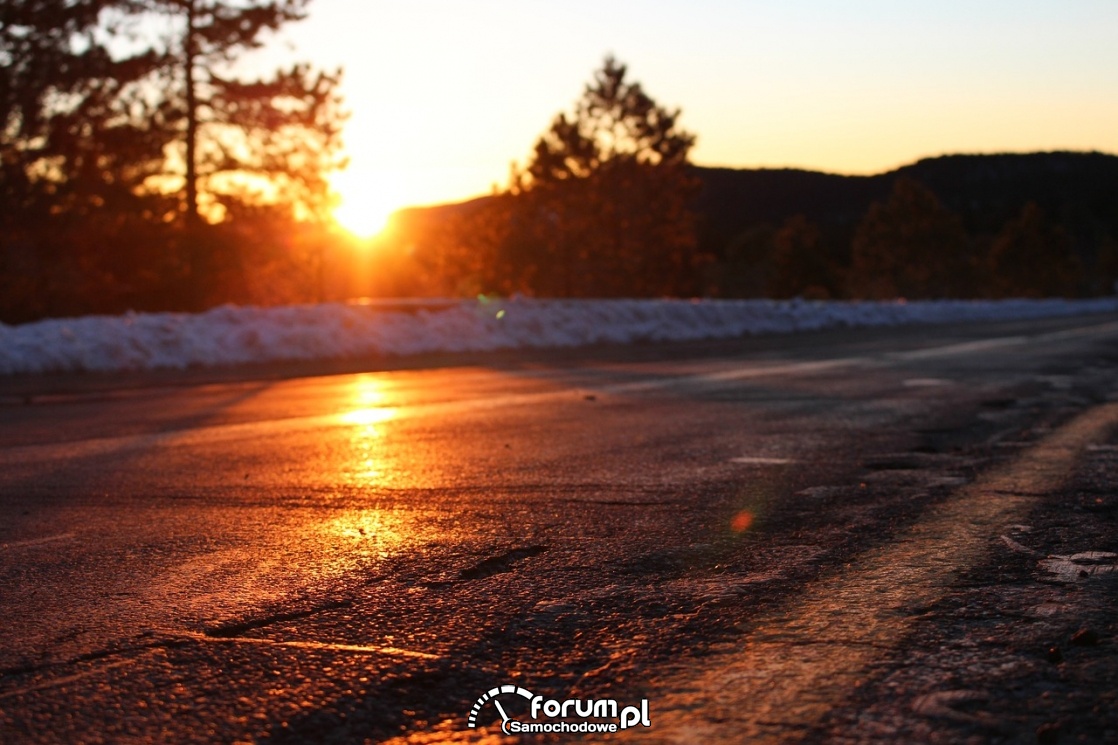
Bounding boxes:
6 0 1117 325
235 0 1118 236
375 148 1118 218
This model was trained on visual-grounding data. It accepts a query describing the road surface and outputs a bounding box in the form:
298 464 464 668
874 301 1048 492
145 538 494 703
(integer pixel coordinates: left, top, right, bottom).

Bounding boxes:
2 314 1117 743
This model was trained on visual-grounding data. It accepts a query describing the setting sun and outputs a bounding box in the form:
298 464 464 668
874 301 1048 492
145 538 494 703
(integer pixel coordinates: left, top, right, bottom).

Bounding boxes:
330 169 400 239
333 199 392 240
281 0 1118 214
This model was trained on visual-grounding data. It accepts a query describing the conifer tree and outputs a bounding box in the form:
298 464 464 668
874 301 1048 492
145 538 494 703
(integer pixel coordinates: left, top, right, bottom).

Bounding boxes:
0 0 345 316
988 202 1082 297
1 0 171 319
150 1 343 225
510 56 702 297
849 178 971 299
144 0 344 300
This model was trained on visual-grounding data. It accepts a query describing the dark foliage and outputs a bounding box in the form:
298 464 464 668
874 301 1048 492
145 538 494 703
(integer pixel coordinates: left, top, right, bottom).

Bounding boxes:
0 0 344 322
504 56 705 298
695 152 1117 298
387 152 1117 301
987 203 1081 298
849 178 973 299
770 216 839 300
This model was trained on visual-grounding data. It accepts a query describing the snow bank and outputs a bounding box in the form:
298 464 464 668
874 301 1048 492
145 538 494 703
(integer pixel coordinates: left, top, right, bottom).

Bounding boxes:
1 297 1116 375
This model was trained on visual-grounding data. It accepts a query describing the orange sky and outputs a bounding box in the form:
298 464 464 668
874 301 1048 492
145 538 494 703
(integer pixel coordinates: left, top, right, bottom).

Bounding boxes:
244 0 1118 236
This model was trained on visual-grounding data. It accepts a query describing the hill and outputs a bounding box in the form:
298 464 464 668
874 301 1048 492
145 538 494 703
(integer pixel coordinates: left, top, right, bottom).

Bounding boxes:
695 151 1118 251
376 151 1118 299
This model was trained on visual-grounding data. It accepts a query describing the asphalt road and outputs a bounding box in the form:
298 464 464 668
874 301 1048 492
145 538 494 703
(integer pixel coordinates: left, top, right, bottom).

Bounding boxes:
2 314 1118 743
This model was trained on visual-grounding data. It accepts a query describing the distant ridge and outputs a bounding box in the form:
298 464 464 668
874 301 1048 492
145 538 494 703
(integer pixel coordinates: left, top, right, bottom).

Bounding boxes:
370 151 1117 300
389 151 1118 243
693 150 1118 247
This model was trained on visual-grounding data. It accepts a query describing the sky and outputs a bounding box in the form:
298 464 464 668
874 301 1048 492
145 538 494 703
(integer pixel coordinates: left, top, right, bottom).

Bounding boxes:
245 0 1118 236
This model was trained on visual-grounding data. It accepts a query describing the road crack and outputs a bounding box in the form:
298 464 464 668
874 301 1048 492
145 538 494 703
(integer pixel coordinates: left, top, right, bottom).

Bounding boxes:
457 545 550 582
203 598 353 638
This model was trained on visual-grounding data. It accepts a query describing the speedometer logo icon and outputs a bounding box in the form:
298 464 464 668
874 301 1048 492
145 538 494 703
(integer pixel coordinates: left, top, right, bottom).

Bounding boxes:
467 685 534 733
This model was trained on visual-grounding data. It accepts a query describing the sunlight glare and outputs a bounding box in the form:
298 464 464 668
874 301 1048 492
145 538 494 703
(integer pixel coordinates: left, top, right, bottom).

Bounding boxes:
325 508 402 549
339 376 398 427
338 376 399 484
331 169 400 239
341 407 397 427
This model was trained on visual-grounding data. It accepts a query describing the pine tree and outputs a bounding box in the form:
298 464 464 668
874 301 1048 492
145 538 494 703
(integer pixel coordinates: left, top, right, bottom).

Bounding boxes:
142 0 344 302
148 1 343 224
0 1 345 317
988 202 1082 298
849 178 972 299
509 56 702 297
1 0 172 319
769 215 833 299
1 2 169 215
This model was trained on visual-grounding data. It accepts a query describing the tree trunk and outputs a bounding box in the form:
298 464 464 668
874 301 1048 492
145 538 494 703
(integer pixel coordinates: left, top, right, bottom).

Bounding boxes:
184 0 199 231
183 0 205 307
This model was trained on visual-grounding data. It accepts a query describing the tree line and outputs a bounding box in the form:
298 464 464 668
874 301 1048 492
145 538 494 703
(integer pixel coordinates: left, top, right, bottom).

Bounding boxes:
374 61 1118 303
386 182 1117 302
705 176 1114 301
372 57 701 300
4 25 1116 325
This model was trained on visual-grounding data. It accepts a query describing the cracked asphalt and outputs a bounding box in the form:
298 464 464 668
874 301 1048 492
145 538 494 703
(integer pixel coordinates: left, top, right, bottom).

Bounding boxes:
1 314 1117 744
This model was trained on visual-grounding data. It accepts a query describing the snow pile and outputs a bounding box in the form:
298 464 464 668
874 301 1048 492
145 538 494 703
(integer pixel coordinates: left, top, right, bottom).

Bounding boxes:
1 297 1117 375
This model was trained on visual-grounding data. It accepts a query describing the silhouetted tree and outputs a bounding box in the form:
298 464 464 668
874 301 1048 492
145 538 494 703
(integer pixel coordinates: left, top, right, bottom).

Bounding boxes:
139 2 342 217
702 224 776 298
0 0 344 320
141 0 344 304
769 215 835 299
1 0 173 320
987 202 1082 297
1094 235 1118 296
509 56 702 297
849 178 972 299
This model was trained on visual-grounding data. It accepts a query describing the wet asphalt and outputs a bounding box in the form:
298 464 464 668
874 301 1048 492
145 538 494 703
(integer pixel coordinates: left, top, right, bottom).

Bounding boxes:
1 314 1117 743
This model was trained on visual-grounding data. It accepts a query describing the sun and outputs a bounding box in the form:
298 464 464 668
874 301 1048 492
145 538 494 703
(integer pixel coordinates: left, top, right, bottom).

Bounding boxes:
330 169 400 239
333 198 393 239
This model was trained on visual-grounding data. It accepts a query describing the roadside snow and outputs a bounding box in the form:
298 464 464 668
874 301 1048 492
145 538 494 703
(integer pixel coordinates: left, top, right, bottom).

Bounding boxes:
1 297 1116 375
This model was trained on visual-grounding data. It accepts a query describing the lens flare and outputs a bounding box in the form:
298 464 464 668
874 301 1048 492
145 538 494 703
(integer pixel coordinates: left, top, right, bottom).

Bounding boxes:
731 510 754 533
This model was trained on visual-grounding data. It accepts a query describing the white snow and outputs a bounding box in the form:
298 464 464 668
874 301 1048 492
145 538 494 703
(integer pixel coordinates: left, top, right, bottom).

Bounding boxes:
1 297 1116 375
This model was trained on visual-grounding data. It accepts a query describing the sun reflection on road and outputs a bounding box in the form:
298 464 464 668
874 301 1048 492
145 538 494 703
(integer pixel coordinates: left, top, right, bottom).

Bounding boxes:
318 508 403 559
339 407 397 427
338 376 399 484
339 375 398 427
